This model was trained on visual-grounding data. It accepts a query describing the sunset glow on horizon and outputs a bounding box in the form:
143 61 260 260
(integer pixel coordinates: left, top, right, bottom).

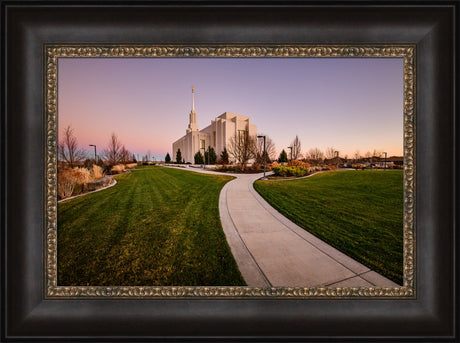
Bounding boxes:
58 57 404 161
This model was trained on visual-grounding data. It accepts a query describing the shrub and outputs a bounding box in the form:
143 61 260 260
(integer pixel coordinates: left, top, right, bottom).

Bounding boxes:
194 151 204 164
103 164 114 175
91 164 104 179
205 147 217 164
216 165 240 173
83 158 94 169
58 169 76 199
58 167 92 199
73 167 92 184
111 164 126 174
125 163 138 169
287 159 310 169
176 149 182 164
310 166 322 172
278 149 288 163
272 166 288 176
272 165 309 177
250 163 262 172
219 148 229 165
291 166 308 177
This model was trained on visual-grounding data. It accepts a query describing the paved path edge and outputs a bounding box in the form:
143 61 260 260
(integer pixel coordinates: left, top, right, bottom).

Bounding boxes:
219 179 272 287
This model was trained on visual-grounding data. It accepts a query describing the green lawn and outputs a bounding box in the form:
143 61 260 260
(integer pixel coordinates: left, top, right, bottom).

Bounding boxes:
58 166 246 286
254 170 404 285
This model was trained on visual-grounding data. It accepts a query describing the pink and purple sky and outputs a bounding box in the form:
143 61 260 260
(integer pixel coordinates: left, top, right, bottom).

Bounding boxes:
58 57 403 161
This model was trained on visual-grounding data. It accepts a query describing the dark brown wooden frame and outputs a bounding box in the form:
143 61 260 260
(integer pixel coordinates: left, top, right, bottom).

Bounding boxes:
1 1 457 341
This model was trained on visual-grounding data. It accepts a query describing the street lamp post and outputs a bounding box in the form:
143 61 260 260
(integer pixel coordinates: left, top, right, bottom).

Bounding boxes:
383 152 387 170
89 144 97 161
257 135 266 179
335 151 339 168
288 146 292 162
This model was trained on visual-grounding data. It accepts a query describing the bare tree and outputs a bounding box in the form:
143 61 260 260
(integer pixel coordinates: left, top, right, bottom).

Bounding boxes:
365 151 372 161
120 145 131 164
58 125 87 168
325 147 336 159
372 149 382 162
254 134 276 163
354 150 361 160
307 147 324 162
290 135 302 160
227 131 257 170
103 132 122 165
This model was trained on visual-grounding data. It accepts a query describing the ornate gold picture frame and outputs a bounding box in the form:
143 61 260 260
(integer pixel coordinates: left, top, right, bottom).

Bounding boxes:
45 44 416 299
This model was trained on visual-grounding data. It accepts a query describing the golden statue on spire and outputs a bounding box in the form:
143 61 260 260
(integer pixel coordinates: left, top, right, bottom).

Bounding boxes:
192 85 194 93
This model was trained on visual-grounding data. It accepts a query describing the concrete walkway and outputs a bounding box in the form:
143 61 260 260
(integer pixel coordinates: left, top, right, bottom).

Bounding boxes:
168 166 399 287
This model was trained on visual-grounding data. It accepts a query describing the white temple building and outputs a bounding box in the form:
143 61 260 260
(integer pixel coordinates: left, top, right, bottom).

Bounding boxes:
172 87 257 164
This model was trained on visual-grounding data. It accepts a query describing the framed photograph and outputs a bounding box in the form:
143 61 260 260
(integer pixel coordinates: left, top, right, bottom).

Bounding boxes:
49 47 412 295
2 1 457 341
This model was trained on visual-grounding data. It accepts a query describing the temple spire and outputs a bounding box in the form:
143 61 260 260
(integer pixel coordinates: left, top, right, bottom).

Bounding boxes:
192 86 195 112
186 86 199 133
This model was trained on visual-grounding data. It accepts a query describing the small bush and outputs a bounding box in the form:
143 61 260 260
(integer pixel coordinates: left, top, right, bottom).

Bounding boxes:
250 163 262 172
111 164 126 174
58 169 76 199
216 165 241 173
103 164 114 175
272 166 287 176
91 164 104 179
125 163 138 169
291 166 308 177
272 165 309 177
311 166 324 172
73 167 92 184
287 160 310 169
58 167 92 199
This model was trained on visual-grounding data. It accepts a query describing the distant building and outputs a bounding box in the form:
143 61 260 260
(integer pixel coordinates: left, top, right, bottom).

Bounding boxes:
172 87 257 164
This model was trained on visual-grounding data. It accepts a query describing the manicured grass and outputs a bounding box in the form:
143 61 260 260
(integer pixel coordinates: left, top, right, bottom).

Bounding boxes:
254 170 404 285
58 166 246 286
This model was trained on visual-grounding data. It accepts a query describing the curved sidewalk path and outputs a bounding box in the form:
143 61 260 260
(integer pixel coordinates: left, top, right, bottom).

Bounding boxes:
170 166 399 287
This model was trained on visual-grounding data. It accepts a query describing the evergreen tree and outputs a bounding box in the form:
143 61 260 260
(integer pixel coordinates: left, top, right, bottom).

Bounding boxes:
165 153 171 163
205 146 217 164
278 149 288 163
175 149 182 164
194 151 204 164
220 148 229 165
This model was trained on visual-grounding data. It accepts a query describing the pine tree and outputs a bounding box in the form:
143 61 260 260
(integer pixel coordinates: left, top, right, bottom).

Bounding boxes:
205 146 217 164
165 153 171 163
194 151 204 164
278 149 288 163
220 148 229 165
175 149 182 164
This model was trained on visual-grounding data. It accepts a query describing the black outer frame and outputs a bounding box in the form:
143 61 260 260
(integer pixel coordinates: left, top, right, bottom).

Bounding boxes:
1 1 456 341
